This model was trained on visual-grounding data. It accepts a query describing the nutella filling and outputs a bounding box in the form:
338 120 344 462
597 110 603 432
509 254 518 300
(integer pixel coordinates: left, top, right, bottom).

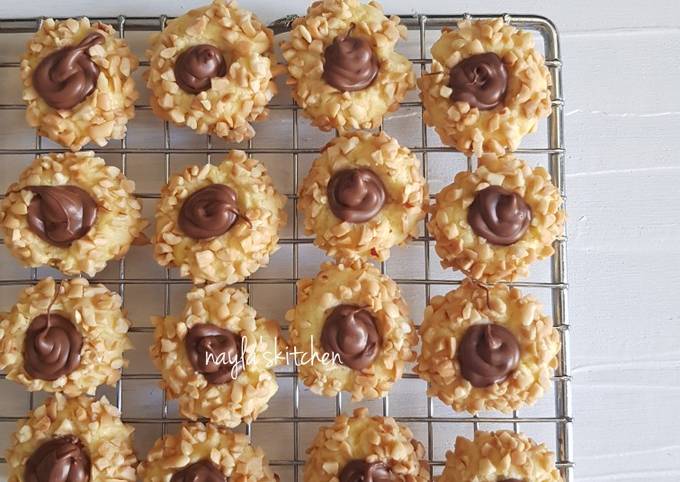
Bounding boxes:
320 304 381 371
24 435 91 482
178 184 240 240
339 459 392 482
174 44 228 94
457 324 520 388
327 169 386 223
27 186 97 247
185 323 243 384
323 30 379 92
32 32 104 110
467 185 531 246
170 460 226 482
449 52 508 110
23 313 83 381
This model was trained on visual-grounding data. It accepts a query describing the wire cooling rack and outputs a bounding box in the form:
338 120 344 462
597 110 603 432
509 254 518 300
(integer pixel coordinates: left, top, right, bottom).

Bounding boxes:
0 12 571 482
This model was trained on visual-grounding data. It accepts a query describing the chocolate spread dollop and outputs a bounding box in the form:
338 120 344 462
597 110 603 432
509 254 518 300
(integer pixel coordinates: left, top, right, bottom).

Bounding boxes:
174 44 228 94
323 31 379 92
339 460 392 482
24 314 83 381
32 32 104 110
449 52 508 110
457 323 520 387
467 185 531 246
24 436 91 482
27 186 97 246
178 184 240 239
327 169 386 223
185 323 243 384
321 305 381 371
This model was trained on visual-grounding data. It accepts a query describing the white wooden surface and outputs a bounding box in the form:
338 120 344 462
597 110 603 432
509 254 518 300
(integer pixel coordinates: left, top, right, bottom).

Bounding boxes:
1 1 679 481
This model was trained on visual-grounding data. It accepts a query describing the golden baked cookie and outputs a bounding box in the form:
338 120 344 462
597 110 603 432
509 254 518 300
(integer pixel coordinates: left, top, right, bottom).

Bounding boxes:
286 260 417 401
138 422 277 481
0 151 147 277
6 394 137 482
415 279 560 414
153 150 287 284
299 131 427 261
419 18 552 156
0 277 132 397
146 0 279 142
304 407 429 482
151 283 286 428
21 18 138 151
439 430 562 482
429 154 564 283
281 0 415 131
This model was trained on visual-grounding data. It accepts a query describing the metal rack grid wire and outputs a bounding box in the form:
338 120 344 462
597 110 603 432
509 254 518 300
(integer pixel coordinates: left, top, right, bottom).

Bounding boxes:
0 12 572 482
